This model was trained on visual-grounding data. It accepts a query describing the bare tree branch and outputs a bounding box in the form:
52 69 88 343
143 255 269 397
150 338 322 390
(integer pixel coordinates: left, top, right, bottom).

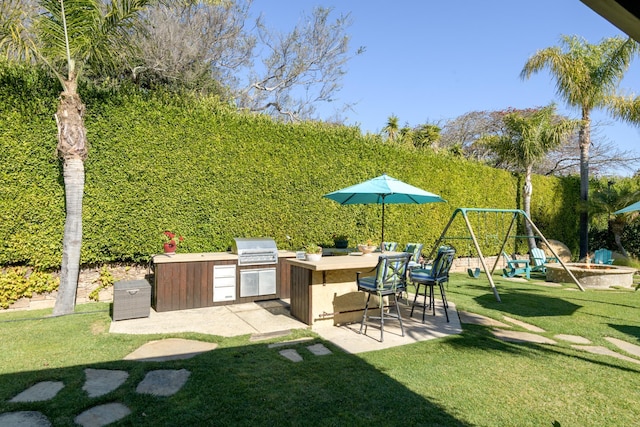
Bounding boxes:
238 6 363 121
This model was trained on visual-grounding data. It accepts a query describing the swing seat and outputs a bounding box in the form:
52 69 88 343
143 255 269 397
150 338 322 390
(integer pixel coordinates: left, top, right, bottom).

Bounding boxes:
467 267 481 278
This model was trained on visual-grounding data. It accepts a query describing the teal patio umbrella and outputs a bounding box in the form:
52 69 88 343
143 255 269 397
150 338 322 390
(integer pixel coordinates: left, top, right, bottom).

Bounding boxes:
614 200 640 214
323 174 446 248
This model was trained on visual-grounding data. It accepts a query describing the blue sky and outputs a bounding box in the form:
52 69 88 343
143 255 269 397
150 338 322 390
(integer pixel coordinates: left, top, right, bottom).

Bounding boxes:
251 1 640 174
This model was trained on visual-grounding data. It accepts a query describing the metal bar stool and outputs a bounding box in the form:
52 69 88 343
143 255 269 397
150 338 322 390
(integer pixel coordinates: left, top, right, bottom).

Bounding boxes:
409 247 455 322
356 253 411 342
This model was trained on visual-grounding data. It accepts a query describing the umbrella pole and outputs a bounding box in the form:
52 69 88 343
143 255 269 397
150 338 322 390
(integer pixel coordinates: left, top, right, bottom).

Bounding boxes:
381 202 385 251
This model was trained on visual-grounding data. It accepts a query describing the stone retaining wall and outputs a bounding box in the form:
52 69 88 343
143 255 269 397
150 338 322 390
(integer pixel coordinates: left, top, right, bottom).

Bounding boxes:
4 264 150 312
450 255 506 273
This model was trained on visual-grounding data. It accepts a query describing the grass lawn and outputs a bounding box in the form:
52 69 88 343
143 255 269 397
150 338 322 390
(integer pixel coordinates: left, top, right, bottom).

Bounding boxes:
1 273 639 426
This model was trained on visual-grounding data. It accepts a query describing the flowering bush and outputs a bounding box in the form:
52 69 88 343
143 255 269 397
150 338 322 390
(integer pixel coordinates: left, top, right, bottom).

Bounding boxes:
163 231 184 249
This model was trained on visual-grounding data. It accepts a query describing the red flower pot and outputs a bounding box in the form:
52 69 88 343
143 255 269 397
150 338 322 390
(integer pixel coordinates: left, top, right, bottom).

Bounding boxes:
163 242 176 254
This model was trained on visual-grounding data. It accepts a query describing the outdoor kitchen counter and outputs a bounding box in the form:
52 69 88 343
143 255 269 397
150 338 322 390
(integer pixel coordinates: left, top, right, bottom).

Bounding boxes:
152 252 238 263
151 251 296 312
153 250 296 263
288 253 398 326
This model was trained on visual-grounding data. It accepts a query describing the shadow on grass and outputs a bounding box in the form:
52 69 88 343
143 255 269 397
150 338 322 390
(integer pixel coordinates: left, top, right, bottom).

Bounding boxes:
0 337 473 426
609 324 640 341
446 323 640 375
470 286 582 318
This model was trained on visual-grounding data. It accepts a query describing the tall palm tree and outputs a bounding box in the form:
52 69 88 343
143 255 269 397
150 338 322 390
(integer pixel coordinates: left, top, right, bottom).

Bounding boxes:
521 35 640 259
382 115 400 142
1 0 157 315
486 105 578 250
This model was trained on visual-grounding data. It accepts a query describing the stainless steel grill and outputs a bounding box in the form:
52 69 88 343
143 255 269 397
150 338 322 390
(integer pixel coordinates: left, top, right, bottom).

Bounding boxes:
232 237 279 266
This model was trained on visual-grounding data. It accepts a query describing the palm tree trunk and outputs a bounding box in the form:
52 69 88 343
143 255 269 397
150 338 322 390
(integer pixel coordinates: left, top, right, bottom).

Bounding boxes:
578 109 590 260
53 158 84 315
52 85 88 316
523 166 536 250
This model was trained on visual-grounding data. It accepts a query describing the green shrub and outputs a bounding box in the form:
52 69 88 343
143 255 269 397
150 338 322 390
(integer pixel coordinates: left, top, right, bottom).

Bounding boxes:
0 62 584 270
88 265 115 301
0 267 59 308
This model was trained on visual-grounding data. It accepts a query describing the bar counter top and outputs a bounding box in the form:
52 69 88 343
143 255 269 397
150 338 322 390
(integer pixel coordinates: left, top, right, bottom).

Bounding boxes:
287 252 397 271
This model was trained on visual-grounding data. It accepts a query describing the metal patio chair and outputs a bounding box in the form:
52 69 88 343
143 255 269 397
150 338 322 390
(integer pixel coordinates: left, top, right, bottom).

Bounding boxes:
356 252 412 342
409 246 455 322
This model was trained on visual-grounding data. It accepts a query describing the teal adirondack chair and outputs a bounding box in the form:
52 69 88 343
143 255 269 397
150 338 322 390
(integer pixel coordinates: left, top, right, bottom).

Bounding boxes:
502 251 531 279
592 248 614 265
530 247 559 273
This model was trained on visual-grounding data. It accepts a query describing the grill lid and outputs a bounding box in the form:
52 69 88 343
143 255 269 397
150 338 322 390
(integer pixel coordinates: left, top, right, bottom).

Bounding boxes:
232 237 278 265
231 237 278 253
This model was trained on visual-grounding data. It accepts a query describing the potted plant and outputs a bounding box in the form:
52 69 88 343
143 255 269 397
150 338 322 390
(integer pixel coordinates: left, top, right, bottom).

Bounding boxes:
304 244 323 262
163 230 184 254
332 233 349 249
357 239 377 255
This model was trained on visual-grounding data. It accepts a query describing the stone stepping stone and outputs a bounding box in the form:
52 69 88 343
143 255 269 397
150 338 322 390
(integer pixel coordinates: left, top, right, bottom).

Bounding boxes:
307 343 332 356
250 330 292 342
554 334 591 344
503 316 545 332
605 337 640 358
83 369 129 398
267 338 314 348
0 411 51 426
279 349 303 362
572 345 640 365
491 329 557 344
458 311 511 328
10 381 64 402
74 402 131 427
136 369 191 396
123 338 217 362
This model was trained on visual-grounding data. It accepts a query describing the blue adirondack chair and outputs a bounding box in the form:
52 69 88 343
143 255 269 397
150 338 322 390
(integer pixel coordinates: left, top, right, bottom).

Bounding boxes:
592 248 614 265
530 247 559 274
502 251 531 279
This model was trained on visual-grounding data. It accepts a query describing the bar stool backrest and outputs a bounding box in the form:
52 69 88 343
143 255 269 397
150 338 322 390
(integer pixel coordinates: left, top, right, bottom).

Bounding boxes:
404 243 424 264
382 241 399 252
373 253 412 290
431 247 456 280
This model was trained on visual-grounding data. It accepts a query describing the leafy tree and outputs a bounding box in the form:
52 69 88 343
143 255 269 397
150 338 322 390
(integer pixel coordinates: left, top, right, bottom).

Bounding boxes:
521 35 640 258
484 104 578 249
1 0 157 315
402 123 441 149
5 1 362 121
440 108 639 175
416 124 441 148
132 0 254 94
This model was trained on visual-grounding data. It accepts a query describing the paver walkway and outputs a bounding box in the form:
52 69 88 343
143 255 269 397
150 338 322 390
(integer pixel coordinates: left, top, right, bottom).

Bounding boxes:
4 311 640 426
458 310 640 364
1 337 334 426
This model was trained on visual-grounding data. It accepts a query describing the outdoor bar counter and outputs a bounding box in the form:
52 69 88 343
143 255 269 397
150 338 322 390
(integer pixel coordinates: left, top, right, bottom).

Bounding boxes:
288 253 396 326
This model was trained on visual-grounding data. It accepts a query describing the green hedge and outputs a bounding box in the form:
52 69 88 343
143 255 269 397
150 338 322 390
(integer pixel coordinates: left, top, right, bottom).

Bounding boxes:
0 63 582 269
